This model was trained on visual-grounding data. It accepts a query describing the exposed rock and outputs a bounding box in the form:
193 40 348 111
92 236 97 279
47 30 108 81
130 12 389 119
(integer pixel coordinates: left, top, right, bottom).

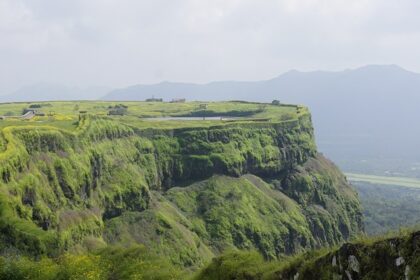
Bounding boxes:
348 255 360 273
345 270 352 280
396 256 405 267
271 231 420 279
332 255 337 267
405 265 410 280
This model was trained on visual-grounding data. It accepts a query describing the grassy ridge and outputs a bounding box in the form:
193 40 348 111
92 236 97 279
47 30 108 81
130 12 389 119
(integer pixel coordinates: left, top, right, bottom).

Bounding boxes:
0 101 302 130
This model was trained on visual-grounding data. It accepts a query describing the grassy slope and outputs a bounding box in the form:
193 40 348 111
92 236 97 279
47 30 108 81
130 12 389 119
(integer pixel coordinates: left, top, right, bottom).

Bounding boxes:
102 161 362 267
165 175 312 257
0 101 298 129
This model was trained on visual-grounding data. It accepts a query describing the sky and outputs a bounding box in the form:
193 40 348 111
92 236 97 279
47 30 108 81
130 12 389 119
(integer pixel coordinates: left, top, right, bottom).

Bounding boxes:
1 0 420 94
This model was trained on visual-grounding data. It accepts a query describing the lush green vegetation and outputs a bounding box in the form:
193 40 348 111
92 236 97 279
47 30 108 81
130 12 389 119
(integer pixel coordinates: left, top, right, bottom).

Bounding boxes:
353 181 420 235
102 159 362 268
345 172 420 236
0 246 185 280
0 101 363 278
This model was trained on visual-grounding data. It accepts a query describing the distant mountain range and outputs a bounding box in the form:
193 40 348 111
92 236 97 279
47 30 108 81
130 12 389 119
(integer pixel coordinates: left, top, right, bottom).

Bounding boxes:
103 65 420 166
103 64 419 103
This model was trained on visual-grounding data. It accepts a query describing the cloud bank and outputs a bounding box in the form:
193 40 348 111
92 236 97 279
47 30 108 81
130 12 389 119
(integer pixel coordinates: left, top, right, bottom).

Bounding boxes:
1 0 419 94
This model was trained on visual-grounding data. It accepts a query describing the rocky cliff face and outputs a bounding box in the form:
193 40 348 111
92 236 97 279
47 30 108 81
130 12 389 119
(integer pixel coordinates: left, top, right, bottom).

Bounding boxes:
0 111 362 267
273 230 420 280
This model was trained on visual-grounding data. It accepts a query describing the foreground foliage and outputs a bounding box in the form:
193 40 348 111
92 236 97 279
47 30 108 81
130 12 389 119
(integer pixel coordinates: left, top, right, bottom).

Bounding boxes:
196 229 420 280
3 229 420 280
0 246 184 280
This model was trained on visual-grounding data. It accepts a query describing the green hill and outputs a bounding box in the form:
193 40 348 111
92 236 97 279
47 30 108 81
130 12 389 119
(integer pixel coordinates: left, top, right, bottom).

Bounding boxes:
0 101 362 278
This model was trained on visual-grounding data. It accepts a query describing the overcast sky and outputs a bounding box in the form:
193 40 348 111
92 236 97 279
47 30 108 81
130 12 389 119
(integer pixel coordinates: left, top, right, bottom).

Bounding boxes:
1 0 420 94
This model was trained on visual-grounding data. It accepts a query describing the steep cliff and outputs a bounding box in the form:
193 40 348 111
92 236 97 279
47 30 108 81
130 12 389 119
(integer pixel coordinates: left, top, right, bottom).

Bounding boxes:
280 230 420 280
0 101 362 269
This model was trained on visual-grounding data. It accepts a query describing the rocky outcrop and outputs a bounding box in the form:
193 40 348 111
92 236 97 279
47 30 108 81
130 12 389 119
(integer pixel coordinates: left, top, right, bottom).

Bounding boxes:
276 231 420 279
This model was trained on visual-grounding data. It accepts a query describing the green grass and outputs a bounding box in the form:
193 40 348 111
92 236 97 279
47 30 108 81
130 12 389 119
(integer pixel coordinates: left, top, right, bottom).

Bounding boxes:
0 101 303 131
0 120 78 131
0 245 186 280
345 172 420 189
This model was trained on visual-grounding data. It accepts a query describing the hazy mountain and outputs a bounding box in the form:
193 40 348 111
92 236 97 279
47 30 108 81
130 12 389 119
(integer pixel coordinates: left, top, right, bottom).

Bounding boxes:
0 83 110 102
103 65 420 167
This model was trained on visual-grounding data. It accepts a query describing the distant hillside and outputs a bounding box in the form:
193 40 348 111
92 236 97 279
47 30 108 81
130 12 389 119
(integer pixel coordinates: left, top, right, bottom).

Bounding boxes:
0 83 110 102
103 65 420 166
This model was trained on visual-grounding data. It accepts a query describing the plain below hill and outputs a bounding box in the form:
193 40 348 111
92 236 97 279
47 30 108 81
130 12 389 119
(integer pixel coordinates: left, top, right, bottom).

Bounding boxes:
103 65 420 168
